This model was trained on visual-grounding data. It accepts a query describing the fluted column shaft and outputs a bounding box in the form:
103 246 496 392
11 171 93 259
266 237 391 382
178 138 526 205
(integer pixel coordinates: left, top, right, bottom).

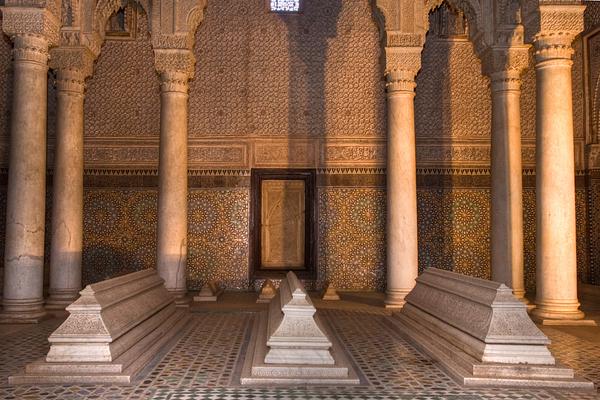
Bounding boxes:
46 68 86 309
157 71 189 303
1 34 50 321
490 71 525 300
385 69 419 308
531 33 584 321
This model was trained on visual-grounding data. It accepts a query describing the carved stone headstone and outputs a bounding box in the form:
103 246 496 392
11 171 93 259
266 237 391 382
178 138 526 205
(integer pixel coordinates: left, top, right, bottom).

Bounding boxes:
391 268 594 389
322 283 341 301
10 269 188 385
241 271 359 384
265 272 334 364
193 281 224 302
256 279 276 303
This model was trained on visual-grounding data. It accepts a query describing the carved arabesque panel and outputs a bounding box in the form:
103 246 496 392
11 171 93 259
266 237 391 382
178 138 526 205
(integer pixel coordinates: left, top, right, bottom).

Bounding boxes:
415 36 491 139
84 10 160 137
520 58 536 139
0 13 11 139
188 0 385 137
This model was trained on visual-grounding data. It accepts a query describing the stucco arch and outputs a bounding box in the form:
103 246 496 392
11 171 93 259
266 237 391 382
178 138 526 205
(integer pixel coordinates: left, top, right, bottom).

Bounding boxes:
94 0 151 40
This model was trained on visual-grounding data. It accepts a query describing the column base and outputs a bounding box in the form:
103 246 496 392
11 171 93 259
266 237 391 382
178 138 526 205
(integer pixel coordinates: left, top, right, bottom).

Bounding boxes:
530 300 595 325
168 289 190 308
514 295 537 312
0 298 47 324
384 289 410 309
45 290 80 310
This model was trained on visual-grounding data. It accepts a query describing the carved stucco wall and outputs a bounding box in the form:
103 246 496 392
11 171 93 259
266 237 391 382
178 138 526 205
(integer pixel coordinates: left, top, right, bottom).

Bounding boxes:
0 11 11 147
189 0 384 138
415 38 491 140
84 10 160 139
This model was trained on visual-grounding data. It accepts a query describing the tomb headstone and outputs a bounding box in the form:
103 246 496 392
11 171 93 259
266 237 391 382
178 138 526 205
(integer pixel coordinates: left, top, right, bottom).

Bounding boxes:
256 279 276 303
322 283 341 301
241 271 359 384
193 281 224 302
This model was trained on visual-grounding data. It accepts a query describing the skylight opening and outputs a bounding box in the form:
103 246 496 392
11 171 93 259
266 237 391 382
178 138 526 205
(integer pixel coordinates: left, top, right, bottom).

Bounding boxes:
270 0 301 13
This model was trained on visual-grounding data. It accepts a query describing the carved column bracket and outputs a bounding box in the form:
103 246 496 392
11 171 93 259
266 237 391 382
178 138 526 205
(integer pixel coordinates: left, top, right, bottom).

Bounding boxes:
0 7 60 48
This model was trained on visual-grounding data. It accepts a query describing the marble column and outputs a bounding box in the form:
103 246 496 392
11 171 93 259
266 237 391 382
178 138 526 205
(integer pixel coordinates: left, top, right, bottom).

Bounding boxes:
46 62 89 310
531 33 585 322
385 69 419 308
157 70 189 304
489 68 526 300
1 34 50 322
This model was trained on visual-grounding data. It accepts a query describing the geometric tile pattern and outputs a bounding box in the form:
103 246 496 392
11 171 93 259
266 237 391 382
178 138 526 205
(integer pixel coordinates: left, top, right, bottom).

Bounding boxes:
318 188 386 291
588 178 600 285
187 189 250 290
82 189 158 286
417 189 491 281
6 183 596 293
1 305 599 400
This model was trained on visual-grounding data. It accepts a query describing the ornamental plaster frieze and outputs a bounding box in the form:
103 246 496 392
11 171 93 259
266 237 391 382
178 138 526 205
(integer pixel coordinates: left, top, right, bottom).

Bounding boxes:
33 137 560 171
253 140 318 168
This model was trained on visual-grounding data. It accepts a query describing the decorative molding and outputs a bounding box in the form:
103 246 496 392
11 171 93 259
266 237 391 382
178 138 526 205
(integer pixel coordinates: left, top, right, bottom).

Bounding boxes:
321 142 386 167
253 140 317 168
317 167 386 175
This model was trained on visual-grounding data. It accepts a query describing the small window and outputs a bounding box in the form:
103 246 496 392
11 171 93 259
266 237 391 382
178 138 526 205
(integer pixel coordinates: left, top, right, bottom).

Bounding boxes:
270 0 301 13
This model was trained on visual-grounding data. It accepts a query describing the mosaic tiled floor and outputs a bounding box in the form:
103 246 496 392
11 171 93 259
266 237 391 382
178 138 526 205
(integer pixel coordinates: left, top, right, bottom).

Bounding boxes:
0 295 599 400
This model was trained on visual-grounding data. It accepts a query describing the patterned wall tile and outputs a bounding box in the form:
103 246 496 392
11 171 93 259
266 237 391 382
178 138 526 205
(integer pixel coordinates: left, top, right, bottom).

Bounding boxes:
187 189 249 290
417 189 491 280
0 181 594 296
588 179 600 285
82 189 158 285
318 188 386 291
0 13 11 140
523 189 536 294
83 11 160 138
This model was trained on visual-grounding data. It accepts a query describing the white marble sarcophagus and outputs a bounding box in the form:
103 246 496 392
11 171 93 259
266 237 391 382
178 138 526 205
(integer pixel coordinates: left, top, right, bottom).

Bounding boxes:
391 268 594 390
10 269 189 385
241 271 359 384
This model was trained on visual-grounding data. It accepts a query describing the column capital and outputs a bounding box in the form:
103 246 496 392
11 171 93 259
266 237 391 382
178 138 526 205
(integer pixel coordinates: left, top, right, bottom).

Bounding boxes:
154 48 195 94
532 4 585 64
482 45 530 92
384 46 421 94
533 31 577 64
49 47 95 94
